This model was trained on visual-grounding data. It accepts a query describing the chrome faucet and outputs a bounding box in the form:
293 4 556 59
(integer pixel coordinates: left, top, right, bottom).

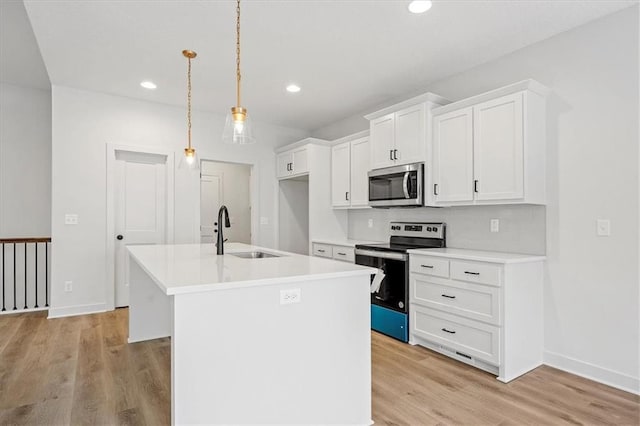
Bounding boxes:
215 205 231 255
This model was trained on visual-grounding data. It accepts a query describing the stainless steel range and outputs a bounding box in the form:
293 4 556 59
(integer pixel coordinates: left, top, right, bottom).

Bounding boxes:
355 222 446 342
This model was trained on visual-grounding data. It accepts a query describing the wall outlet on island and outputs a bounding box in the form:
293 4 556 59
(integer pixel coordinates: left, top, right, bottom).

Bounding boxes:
368 219 374 228
64 281 73 292
490 219 500 233
280 288 301 305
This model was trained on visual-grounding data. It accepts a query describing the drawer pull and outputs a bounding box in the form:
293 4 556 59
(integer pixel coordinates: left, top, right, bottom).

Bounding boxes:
317 249 325 253
441 294 456 299
441 328 456 334
337 252 346 256
464 271 480 276
421 264 434 269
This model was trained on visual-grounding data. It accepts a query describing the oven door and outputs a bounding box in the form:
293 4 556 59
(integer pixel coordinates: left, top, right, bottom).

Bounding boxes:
368 163 423 207
354 249 408 313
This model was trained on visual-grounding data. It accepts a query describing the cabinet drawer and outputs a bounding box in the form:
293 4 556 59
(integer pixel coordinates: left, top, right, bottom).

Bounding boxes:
332 246 355 263
411 305 500 365
410 275 500 325
450 260 501 286
410 255 449 278
312 243 332 258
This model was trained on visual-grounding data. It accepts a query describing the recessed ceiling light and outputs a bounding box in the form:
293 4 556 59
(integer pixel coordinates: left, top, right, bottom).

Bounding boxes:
286 84 301 93
140 81 157 90
408 1 432 14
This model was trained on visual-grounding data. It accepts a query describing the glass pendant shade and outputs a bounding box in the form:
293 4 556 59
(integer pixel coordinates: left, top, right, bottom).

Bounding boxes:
222 106 255 144
178 147 199 171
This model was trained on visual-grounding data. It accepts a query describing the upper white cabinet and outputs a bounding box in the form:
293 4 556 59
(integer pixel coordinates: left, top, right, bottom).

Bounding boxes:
277 146 309 179
331 133 370 208
429 80 548 206
366 93 449 170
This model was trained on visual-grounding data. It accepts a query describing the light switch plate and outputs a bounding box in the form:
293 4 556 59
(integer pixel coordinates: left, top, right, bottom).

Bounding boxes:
260 217 269 225
596 219 611 236
490 219 499 233
65 214 78 225
64 281 73 292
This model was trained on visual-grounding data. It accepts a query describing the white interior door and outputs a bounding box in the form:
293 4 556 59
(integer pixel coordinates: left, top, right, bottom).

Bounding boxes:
200 174 223 243
114 151 167 308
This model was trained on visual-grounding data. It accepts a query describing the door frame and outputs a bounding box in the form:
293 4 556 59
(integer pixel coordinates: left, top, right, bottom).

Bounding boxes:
105 143 175 311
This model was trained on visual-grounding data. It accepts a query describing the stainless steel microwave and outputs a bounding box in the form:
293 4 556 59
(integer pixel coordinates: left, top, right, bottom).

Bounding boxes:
368 163 423 207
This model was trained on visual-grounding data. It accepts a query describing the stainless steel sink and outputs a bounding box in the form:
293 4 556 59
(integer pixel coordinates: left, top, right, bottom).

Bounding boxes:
230 251 280 259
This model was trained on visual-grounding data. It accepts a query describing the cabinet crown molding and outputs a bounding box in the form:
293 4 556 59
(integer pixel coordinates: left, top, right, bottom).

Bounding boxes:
275 137 331 153
433 79 550 117
364 92 450 121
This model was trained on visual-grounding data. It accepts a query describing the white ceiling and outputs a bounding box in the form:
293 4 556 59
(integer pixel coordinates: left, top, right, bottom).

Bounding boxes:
14 0 637 131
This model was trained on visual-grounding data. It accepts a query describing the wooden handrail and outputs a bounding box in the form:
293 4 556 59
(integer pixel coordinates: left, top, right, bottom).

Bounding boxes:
0 238 51 244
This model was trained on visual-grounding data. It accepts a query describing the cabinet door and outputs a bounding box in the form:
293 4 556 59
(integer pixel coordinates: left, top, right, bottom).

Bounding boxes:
331 142 351 207
432 108 474 203
349 137 370 207
292 147 309 176
473 93 524 201
394 103 426 165
276 152 292 178
370 113 395 169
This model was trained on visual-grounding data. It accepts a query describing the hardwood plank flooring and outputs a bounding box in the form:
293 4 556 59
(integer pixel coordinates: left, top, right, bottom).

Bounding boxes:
0 309 637 425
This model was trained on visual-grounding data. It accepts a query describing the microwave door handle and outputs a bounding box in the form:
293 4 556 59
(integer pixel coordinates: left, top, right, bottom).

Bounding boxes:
403 172 410 199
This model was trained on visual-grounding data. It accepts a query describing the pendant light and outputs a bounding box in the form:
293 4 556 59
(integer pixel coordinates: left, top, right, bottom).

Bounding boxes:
222 0 255 144
179 49 199 170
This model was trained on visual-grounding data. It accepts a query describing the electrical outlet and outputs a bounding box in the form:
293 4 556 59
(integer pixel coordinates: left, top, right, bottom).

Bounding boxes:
65 214 79 225
490 219 500 233
368 219 374 228
596 219 611 236
64 281 73 292
260 217 269 225
280 288 301 305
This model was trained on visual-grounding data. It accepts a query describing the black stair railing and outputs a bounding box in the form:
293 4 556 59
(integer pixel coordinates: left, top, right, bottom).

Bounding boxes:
0 238 51 312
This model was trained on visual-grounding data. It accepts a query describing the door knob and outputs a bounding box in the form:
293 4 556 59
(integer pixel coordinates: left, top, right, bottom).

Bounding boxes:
116 235 124 240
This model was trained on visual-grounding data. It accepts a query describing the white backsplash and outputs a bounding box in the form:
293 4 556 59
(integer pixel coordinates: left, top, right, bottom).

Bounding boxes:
349 205 546 255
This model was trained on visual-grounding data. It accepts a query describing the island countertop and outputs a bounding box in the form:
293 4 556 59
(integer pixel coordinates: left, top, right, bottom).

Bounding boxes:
127 242 376 295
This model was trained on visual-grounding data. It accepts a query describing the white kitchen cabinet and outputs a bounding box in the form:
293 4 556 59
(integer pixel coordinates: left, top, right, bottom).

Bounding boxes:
277 147 309 179
408 249 544 383
365 93 449 170
311 242 354 263
331 134 370 208
432 107 474 203
331 142 351 207
429 80 548 206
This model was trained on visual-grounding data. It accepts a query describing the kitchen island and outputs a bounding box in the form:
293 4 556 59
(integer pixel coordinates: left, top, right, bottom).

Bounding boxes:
127 242 375 425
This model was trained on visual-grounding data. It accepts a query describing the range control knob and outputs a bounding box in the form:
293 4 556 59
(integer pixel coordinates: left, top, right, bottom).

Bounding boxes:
433 227 438 232
426 227 432 232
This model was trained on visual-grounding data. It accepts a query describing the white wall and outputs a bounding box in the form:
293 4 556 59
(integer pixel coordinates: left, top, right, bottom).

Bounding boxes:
49 86 307 317
314 7 640 392
0 82 51 237
201 160 252 244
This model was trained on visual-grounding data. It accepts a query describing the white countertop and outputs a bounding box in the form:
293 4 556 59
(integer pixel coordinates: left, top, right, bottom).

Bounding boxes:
128 243 376 295
407 247 546 264
311 238 383 247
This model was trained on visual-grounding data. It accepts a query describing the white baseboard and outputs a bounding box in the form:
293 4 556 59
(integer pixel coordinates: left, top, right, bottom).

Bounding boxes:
544 351 639 395
48 303 107 319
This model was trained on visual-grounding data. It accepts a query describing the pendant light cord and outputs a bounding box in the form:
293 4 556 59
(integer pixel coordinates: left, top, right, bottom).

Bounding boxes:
236 0 241 107
187 54 192 149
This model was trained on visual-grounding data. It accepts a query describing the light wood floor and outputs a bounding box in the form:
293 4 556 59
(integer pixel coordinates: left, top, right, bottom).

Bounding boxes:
0 309 637 425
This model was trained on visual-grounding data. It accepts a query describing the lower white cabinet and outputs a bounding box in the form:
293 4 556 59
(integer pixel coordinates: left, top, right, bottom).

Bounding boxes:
409 250 544 383
312 242 355 263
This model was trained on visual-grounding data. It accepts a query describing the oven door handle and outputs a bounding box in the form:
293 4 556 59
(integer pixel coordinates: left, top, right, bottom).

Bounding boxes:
403 172 410 199
355 248 408 261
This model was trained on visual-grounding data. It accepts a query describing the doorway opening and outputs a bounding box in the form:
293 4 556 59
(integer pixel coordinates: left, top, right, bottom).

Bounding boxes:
200 160 252 244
